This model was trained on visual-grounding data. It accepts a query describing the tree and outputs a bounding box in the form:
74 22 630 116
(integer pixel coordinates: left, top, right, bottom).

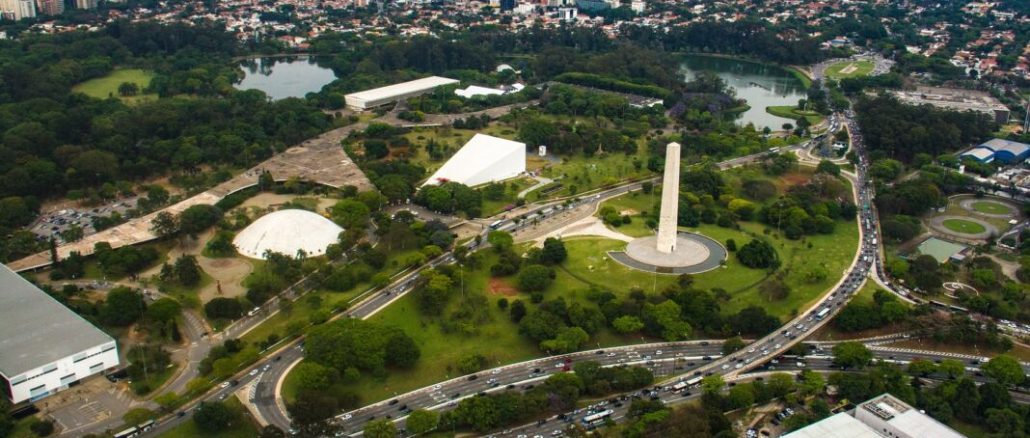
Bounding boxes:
205 297 243 320
406 409 439 435
722 336 745 354
736 239 780 269
540 238 567 265
985 408 1023 436
487 231 514 251
29 420 54 436
937 359 966 379
612 315 644 334
816 160 840 176
331 199 371 230
982 355 1025 386
701 375 725 394
643 300 692 341
516 264 553 292
832 342 873 369
193 401 234 433
118 81 140 96
178 205 222 238
101 287 145 327
907 359 937 376
259 425 286 438
363 419 396 438
122 408 156 427
151 211 179 238
509 299 527 322
172 255 202 286
385 334 421 368
292 362 337 393
727 384 756 409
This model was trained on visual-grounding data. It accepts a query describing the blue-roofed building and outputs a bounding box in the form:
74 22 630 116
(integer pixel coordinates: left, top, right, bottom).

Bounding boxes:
979 138 1030 163
960 147 994 163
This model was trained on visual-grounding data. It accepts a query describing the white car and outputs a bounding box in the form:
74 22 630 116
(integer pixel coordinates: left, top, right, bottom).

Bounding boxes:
249 369 259 376
735 363 743 369
656 350 663 355
748 348 756 353
555 362 564 368
433 384 442 390
219 381 230 389
342 413 352 420
721 364 730 370
491 369 501 375
607 352 616 357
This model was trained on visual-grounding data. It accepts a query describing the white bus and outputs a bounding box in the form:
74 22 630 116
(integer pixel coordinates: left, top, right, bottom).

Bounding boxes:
686 376 703 387
489 220 504 230
816 308 830 320
582 409 614 427
671 381 688 391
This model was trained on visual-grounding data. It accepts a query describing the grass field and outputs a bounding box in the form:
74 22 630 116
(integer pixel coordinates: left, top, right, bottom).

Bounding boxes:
159 397 258 438
970 200 1013 215
824 60 875 80
765 105 824 126
72 69 157 104
942 218 987 234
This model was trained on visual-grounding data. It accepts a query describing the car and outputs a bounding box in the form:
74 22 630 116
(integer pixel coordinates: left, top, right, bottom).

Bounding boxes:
596 350 605 355
607 352 616 357
388 399 399 405
702 356 712 361
491 369 501 375
735 363 743 369
468 375 478 381
230 380 239 387
656 350 663 355
433 384 442 390
722 364 730 370
555 362 565 368
748 347 756 353
249 369 259 376
219 381 231 389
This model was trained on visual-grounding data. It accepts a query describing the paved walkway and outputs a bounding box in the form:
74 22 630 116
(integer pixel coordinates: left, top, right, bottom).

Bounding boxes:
10 123 375 272
530 215 634 245
609 231 727 275
517 175 554 199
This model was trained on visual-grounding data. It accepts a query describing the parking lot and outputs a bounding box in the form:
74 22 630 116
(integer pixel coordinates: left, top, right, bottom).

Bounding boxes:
29 197 139 244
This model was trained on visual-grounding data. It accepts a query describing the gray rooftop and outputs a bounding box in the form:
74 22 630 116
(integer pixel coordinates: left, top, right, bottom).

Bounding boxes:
0 263 115 378
782 413 880 438
981 138 1029 156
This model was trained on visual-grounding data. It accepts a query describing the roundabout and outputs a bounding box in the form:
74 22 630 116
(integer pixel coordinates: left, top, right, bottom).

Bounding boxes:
959 198 1019 218
928 215 996 240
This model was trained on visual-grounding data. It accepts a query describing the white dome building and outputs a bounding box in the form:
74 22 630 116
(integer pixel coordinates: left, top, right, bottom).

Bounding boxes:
233 209 343 259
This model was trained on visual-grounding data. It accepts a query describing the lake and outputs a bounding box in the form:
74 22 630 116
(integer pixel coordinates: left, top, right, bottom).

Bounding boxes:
235 56 337 100
680 55 808 130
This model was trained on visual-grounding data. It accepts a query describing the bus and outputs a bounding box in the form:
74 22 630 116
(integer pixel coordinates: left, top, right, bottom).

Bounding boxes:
113 420 155 438
686 376 703 387
671 381 688 391
582 409 614 428
489 220 504 230
815 308 830 320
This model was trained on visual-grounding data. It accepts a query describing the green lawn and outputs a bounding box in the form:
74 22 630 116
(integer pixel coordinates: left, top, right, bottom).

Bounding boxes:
533 152 655 201
970 200 1012 215
159 397 258 438
942 218 987 234
72 68 157 104
824 60 875 80
765 105 824 126
131 363 179 397
597 191 659 237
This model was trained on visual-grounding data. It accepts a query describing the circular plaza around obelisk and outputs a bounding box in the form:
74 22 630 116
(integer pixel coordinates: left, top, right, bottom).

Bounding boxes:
613 232 727 274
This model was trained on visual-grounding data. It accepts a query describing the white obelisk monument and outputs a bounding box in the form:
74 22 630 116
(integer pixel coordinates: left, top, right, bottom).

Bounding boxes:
656 142 680 253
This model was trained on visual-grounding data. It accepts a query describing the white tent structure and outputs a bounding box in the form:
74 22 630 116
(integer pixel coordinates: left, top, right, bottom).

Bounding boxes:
423 134 526 187
233 209 343 259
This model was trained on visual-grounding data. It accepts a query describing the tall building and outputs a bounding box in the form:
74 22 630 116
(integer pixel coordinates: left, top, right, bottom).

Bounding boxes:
0 264 119 404
74 0 96 9
1 0 35 20
35 0 62 15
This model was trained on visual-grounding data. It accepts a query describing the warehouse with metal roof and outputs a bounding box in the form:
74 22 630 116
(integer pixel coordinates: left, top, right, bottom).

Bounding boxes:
979 138 1030 163
344 76 459 110
422 133 526 187
0 264 118 404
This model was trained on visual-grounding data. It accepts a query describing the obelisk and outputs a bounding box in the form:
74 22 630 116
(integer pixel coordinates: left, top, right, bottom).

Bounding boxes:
656 142 681 253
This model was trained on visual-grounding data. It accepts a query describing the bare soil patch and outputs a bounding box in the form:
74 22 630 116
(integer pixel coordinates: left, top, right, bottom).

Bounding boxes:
488 277 518 296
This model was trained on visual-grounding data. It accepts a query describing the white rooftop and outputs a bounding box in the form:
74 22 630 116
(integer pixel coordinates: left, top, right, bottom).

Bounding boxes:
423 134 526 187
782 413 880 438
233 209 343 259
345 76 458 103
0 264 115 378
455 85 506 99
